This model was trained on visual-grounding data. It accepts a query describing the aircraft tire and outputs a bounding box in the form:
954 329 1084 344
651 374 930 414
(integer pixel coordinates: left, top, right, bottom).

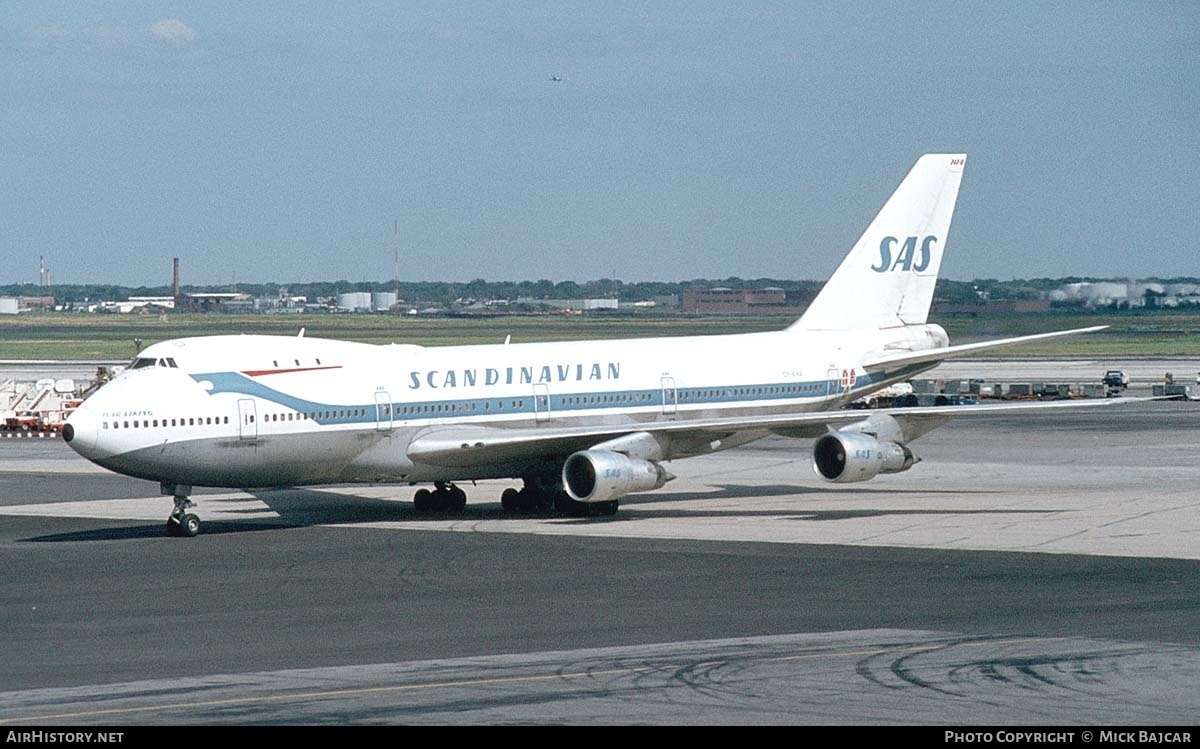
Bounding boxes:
414 488 433 512
533 491 554 512
554 493 586 516
594 500 619 516
180 513 201 537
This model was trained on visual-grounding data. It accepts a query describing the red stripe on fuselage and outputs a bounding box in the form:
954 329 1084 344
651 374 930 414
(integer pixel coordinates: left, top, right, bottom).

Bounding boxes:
242 365 344 377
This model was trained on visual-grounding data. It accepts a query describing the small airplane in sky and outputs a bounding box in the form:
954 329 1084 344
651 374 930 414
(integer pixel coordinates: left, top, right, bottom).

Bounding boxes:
64 154 1111 536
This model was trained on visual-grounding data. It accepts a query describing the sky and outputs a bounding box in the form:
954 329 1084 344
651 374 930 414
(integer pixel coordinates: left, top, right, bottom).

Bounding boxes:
2 1 1197 287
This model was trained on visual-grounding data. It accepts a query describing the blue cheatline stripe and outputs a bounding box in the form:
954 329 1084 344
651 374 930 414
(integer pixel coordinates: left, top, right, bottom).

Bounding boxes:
191 364 926 427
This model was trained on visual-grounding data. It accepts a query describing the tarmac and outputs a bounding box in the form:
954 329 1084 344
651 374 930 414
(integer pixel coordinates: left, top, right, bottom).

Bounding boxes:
0 360 1197 725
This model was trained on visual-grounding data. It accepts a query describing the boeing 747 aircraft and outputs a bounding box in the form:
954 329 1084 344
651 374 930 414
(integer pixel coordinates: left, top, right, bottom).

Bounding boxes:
64 154 1110 536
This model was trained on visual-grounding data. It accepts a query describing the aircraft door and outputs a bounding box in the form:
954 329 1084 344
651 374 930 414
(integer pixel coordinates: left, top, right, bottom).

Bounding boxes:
661 376 678 416
533 383 550 423
826 368 841 397
237 399 258 441
374 391 393 432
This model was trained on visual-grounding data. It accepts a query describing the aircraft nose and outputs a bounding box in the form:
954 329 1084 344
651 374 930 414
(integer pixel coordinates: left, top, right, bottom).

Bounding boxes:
63 407 98 455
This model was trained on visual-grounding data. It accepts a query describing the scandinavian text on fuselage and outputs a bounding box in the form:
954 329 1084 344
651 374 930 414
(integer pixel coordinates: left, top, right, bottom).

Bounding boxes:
408 362 621 390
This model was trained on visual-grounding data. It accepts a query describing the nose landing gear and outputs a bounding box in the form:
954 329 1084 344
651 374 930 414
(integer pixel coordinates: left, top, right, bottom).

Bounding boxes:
162 484 200 537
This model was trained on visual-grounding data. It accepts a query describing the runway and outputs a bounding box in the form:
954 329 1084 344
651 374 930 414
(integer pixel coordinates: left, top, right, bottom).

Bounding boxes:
0 395 1197 724
6 632 1199 725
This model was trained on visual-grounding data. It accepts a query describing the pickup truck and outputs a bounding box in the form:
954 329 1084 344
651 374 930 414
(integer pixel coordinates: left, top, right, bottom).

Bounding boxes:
1102 370 1129 395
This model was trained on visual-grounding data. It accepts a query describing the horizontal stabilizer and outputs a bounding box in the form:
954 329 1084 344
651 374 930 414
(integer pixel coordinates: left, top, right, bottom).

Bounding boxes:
863 326 1108 372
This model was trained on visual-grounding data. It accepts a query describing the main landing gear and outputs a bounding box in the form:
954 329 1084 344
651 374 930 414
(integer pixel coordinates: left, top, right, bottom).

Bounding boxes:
412 482 467 513
409 477 619 517
499 475 619 517
162 484 200 537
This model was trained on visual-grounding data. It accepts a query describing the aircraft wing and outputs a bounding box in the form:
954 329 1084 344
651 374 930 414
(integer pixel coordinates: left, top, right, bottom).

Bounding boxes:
862 326 1107 372
405 395 1137 468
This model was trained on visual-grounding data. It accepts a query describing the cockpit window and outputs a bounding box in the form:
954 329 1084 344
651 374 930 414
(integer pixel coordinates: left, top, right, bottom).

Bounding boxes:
131 357 180 369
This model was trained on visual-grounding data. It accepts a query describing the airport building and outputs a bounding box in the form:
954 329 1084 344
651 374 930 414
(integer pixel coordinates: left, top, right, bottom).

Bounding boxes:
681 288 806 315
514 298 619 311
173 292 252 313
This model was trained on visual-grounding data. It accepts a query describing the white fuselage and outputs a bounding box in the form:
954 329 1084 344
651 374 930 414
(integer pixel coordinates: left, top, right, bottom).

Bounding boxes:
64 325 947 490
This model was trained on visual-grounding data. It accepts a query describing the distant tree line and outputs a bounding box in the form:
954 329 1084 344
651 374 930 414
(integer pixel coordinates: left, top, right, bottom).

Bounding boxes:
3 277 826 306
5 276 1200 308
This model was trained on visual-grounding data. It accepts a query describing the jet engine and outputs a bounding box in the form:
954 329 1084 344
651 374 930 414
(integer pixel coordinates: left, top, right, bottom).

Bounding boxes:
563 450 673 503
812 431 916 483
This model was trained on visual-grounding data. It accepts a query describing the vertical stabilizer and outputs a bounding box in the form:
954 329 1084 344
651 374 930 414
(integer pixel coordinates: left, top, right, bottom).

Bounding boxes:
792 154 965 332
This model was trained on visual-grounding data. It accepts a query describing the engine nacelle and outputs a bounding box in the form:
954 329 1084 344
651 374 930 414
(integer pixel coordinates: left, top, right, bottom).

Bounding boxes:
563 450 673 503
812 431 916 483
